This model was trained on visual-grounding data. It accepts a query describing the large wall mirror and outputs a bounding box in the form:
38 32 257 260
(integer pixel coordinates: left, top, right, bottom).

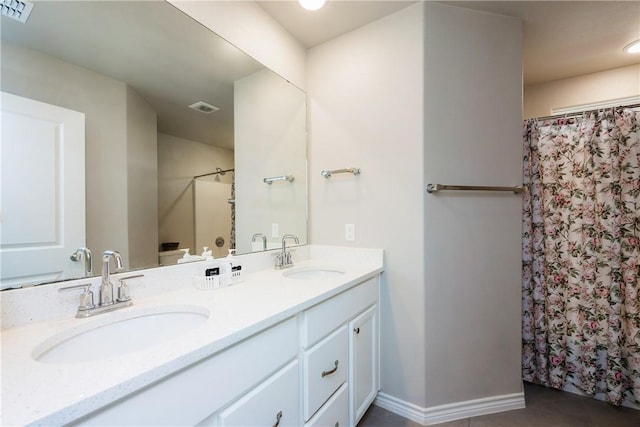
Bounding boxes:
0 1 307 289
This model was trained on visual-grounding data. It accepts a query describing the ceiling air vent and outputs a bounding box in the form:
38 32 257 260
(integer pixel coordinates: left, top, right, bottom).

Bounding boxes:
1 0 34 23
189 101 220 114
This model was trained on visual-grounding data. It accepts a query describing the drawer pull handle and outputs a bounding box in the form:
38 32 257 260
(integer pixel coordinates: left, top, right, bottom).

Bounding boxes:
273 410 282 427
322 360 339 377
354 327 360 334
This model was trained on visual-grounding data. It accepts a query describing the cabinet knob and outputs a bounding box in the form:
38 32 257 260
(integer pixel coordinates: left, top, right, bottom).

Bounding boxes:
335 422 339 427
354 327 360 334
272 410 282 427
321 360 339 377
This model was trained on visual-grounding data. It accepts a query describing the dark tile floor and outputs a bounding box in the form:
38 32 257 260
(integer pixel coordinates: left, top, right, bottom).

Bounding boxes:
358 383 640 427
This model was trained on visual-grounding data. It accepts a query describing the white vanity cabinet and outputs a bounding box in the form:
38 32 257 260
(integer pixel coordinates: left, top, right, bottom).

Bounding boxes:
67 275 379 427
301 276 379 427
1 247 385 427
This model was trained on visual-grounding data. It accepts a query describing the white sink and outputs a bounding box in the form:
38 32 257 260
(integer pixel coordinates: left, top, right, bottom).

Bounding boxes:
33 305 210 364
282 266 346 280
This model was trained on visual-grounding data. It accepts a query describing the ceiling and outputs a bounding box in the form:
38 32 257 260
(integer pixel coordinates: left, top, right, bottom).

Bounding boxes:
259 0 640 85
2 1 637 150
259 1 417 48
1 1 265 150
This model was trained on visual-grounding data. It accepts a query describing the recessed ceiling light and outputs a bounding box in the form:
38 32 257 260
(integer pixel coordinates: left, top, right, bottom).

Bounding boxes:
299 0 326 11
624 39 640 54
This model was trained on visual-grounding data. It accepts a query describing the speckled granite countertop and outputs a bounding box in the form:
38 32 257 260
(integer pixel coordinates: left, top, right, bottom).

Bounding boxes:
1 248 383 426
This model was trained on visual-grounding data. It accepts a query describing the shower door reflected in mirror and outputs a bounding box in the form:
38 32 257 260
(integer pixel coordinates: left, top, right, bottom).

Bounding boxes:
194 170 234 260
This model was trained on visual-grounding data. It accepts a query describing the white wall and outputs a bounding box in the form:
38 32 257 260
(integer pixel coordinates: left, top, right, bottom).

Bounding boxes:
308 1 523 419
157 133 234 255
126 87 159 269
168 0 307 90
175 0 524 419
524 64 640 118
234 69 307 254
308 3 426 408
423 2 523 407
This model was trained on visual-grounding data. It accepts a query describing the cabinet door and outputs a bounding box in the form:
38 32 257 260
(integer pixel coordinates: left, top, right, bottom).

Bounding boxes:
349 305 378 426
218 360 299 426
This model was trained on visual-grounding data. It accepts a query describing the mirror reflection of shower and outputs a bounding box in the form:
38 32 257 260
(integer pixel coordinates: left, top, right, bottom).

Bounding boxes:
194 168 235 259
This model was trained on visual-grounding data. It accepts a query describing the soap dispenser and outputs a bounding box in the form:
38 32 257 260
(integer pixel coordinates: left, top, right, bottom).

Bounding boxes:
219 250 233 287
177 248 191 264
227 249 243 284
201 246 213 261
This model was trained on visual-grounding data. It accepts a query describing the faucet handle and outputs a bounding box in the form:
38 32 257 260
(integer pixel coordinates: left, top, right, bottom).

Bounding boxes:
274 253 283 268
116 274 144 302
59 283 95 312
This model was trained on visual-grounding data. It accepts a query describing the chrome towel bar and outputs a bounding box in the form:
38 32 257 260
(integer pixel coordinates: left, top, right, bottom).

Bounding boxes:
321 167 361 178
263 175 295 184
426 184 524 194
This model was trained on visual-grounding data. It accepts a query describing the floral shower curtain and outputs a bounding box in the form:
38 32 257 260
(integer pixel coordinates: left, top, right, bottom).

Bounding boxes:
522 108 640 406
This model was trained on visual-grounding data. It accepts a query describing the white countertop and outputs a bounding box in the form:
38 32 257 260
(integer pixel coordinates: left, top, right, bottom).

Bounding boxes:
1 249 383 426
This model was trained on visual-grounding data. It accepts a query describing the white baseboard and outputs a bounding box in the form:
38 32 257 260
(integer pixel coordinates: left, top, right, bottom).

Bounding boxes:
374 390 526 426
373 392 428 425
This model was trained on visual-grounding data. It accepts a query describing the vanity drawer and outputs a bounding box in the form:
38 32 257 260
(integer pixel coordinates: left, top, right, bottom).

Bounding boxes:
217 360 299 427
301 277 377 348
303 325 348 421
305 383 348 427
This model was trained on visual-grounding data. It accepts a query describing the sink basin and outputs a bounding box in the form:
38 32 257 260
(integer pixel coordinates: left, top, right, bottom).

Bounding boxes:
33 305 209 364
282 266 346 280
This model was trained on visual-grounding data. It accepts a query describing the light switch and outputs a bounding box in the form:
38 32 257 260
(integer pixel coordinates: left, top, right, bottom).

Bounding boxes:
345 224 355 241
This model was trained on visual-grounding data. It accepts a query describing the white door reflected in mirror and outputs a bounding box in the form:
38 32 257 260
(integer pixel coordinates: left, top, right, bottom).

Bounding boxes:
0 92 86 289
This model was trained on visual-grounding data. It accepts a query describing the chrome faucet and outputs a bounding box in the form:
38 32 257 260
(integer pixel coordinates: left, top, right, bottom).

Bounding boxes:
60 253 142 318
252 233 267 251
70 247 93 277
275 234 299 270
100 250 124 306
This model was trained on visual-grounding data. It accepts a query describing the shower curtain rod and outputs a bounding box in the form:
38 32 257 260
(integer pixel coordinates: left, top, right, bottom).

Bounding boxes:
193 168 234 179
530 103 640 122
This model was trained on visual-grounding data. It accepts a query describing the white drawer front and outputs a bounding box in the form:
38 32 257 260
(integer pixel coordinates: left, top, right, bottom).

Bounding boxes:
305 383 348 427
304 325 348 421
218 360 300 427
302 277 377 348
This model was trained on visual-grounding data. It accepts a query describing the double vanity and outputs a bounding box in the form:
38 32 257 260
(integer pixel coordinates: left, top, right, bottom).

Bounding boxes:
1 246 383 426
